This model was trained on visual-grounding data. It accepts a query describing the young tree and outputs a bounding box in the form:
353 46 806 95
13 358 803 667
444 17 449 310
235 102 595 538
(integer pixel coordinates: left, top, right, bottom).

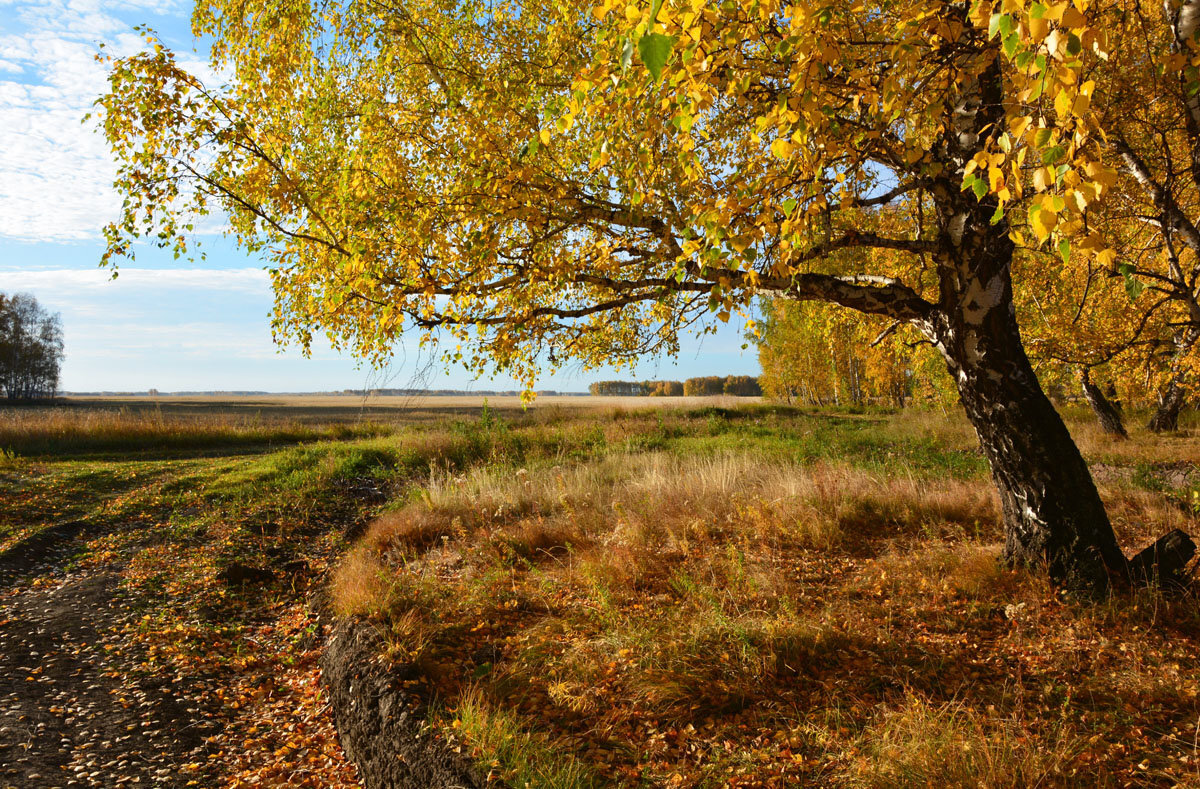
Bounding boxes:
758 299 916 407
96 0 1192 591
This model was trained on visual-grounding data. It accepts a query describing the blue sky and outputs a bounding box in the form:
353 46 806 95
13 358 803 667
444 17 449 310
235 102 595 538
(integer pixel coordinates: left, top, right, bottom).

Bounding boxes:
0 0 760 393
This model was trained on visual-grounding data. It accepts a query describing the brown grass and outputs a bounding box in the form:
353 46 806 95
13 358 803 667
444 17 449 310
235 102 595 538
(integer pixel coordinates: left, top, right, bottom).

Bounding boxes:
315 405 1200 787
0 404 393 456
10 397 1195 785
348 454 998 569
845 694 1096 787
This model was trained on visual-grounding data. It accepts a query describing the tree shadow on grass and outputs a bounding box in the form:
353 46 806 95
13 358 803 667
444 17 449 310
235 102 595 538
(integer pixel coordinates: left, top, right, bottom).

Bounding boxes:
0 519 100 585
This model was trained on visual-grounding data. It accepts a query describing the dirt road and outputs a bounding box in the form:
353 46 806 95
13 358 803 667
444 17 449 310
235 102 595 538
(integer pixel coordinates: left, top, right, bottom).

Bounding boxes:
0 523 219 788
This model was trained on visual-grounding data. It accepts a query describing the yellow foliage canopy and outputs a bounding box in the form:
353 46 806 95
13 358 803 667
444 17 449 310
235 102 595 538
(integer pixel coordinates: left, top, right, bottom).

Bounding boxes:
94 0 1189 393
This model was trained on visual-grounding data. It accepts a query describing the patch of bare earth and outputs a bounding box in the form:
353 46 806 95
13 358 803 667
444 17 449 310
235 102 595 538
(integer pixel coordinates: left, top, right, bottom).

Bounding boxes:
0 529 219 788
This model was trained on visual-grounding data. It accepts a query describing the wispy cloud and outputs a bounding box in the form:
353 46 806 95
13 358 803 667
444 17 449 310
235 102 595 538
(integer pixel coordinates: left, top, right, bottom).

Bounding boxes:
0 0 207 242
66 320 284 360
0 266 269 296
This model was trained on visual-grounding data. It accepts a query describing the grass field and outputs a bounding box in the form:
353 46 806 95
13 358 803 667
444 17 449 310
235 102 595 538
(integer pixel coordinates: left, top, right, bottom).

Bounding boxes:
1 396 1198 787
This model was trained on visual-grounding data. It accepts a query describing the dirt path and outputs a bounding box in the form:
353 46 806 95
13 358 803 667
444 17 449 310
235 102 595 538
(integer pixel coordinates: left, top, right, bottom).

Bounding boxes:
0 524 220 788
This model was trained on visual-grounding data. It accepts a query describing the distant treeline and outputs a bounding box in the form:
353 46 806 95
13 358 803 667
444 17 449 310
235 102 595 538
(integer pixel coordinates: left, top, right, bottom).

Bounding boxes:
335 389 585 397
589 376 762 397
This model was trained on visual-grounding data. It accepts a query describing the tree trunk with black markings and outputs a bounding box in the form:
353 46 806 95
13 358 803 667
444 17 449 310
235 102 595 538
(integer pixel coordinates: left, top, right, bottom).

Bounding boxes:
1148 375 1187 433
1080 368 1128 438
908 48 1134 592
919 232 1131 591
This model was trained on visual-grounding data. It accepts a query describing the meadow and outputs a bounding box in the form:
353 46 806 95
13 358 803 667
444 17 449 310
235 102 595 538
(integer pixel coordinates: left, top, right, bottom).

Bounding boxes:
1 397 1198 787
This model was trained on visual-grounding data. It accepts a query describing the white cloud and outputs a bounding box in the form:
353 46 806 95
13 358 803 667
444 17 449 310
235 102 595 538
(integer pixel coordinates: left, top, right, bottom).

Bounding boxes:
66 319 283 359
0 0 202 242
0 266 269 295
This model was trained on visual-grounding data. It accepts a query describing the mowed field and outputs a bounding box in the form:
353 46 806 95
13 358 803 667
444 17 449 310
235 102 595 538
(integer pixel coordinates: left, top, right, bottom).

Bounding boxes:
0 396 1198 787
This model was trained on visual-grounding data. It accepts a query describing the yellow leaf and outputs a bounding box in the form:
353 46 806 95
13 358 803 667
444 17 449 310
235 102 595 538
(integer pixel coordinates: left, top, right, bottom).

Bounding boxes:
1030 204 1058 241
1032 166 1052 191
988 166 1006 194
1054 89 1073 118
1061 6 1086 27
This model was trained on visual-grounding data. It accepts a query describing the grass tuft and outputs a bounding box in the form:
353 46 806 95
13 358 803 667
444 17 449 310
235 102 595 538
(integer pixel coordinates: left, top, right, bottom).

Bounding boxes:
450 688 602 788
846 694 1096 787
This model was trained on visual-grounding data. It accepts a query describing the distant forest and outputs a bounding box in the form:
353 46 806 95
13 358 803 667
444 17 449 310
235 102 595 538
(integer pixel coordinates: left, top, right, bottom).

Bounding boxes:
589 376 762 397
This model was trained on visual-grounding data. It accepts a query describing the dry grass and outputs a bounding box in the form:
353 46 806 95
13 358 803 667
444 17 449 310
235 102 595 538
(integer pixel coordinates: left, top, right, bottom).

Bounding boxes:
350 453 998 563
1069 407 1200 468
0 405 393 456
852 541 1027 600
448 688 603 788
328 407 1200 786
11 398 1193 787
845 694 1096 787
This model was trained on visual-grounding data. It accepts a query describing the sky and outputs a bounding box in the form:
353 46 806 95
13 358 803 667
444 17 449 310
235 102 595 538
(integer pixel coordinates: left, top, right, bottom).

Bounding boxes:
0 0 761 393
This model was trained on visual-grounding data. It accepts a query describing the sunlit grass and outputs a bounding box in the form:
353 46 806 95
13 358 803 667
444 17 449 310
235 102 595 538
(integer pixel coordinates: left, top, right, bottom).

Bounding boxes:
845 694 1096 787
0 405 393 457
326 404 1200 786
3 398 1199 786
